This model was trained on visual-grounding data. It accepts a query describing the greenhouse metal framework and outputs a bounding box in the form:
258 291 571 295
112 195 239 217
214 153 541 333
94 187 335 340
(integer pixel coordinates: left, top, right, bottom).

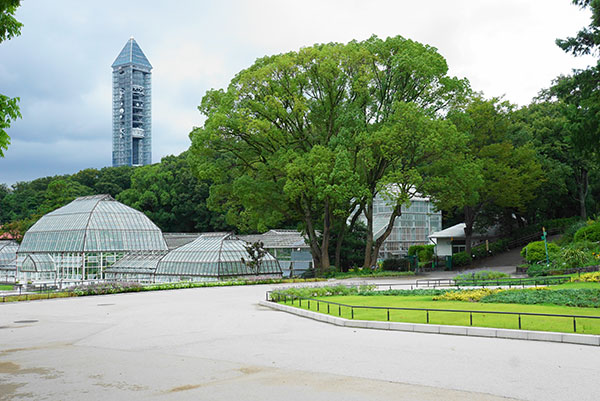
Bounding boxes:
0 240 18 282
16 194 168 284
106 233 283 283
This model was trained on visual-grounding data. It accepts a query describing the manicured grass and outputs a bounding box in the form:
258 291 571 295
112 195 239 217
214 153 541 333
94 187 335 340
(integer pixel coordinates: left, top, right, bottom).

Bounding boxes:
0 284 13 290
555 281 600 289
279 295 600 335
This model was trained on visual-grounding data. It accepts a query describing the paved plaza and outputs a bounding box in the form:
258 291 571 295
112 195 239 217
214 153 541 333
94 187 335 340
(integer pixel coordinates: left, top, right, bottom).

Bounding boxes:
0 281 598 400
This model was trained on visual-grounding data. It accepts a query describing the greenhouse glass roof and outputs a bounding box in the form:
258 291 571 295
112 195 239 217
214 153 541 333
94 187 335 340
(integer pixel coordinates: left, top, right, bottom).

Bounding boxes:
107 253 165 274
156 233 282 278
19 195 168 253
20 254 56 272
0 240 18 266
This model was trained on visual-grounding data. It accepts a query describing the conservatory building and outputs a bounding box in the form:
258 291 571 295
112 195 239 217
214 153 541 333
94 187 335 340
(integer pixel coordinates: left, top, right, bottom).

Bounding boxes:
356 193 442 259
0 240 19 282
16 194 168 284
105 232 283 283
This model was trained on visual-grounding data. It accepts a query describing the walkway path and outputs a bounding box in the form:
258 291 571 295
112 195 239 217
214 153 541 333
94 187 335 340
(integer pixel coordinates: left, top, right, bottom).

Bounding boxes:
0 282 598 400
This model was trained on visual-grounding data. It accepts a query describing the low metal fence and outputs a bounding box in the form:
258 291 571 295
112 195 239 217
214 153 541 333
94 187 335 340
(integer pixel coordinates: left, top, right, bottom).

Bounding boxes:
415 275 572 288
267 292 600 334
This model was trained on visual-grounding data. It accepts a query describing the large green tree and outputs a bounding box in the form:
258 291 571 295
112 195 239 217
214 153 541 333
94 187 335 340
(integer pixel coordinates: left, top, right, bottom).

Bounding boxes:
0 0 22 156
512 100 591 221
551 0 600 219
190 35 470 272
450 97 544 257
118 153 231 233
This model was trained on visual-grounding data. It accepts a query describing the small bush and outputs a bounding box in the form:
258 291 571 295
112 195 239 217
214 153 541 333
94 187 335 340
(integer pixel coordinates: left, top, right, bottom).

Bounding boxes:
433 288 502 302
556 220 587 245
417 245 435 262
454 270 510 282
558 247 589 270
480 287 600 308
571 272 600 283
407 245 425 256
573 222 600 242
520 241 559 263
452 251 470 267
382 258 410 271
526 262 566 277
271 284 375 300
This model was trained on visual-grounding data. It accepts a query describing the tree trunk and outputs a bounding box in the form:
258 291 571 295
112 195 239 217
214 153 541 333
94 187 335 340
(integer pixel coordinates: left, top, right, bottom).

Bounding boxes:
369 204 401 267
363 201 374 268
334 223 346 271
320 200 331 272
336 202 364 271
301 199 322 272
576 167 589 220
463 205 476 263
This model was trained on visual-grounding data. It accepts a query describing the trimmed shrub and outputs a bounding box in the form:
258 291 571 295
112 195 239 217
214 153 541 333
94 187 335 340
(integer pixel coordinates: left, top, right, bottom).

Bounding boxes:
480 287 600 308
382 258 410 271
571 272 600 282
433 288 501 302
407 245 424 256
454 270 510 282
417 245 435 262
556 219 587 245
452 251 470 267
520 241 559 263
573 222 600 242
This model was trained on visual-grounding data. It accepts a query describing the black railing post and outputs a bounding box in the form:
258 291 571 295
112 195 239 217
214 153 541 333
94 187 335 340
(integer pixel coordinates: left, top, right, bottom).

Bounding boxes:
299 299 302 307
317 301 319 312
351 307 354 319
387 309 390 321
426 310 429 324
518 314 521 330
470 312 473 326
338 305 341 316
327 303 330 314
308 300 310 310
573 317 577 333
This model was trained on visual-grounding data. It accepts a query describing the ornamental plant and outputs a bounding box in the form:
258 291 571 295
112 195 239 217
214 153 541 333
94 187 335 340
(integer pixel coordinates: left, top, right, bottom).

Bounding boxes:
520 241 559 264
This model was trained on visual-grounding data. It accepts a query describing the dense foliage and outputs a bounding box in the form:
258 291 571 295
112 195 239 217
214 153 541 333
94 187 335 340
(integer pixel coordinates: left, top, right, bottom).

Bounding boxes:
0 0 22 157
0 153 232 239
521 241 560 263
480 288 600 308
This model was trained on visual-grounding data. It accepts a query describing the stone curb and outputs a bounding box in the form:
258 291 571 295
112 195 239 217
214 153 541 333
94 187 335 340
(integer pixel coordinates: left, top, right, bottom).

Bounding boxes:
259 300 600 347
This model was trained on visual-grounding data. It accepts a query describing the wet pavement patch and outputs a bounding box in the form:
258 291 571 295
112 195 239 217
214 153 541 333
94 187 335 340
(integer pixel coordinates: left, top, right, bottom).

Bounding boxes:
13 320 38 324
97 303 115 307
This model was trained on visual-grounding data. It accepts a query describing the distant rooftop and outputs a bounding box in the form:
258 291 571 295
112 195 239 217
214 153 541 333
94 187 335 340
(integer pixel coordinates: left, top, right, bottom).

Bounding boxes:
239 229 309 249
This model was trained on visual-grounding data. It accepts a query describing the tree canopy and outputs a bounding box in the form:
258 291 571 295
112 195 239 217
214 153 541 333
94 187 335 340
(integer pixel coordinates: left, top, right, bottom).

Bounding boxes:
0 0 22 157
190 35 471 271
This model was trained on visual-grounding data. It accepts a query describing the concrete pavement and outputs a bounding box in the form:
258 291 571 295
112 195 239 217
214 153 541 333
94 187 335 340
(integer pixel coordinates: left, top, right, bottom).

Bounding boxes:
1 283 598 400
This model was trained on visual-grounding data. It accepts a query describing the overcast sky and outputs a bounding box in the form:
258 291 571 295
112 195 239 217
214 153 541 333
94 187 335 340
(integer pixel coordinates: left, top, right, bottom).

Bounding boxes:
0 0 596 185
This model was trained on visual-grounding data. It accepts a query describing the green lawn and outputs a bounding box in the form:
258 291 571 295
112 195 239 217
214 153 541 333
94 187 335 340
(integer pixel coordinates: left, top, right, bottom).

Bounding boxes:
555 281 600 289
279 294 600 335
0 284 13 290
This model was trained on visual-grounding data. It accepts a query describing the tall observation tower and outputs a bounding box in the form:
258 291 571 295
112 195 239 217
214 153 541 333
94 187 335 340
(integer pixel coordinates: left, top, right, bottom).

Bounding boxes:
111 37 152 167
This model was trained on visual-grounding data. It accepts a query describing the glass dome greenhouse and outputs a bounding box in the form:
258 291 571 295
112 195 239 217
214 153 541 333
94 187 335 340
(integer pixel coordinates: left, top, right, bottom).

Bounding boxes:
0 240 19 282
106 233 283 283
17 194 168 283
